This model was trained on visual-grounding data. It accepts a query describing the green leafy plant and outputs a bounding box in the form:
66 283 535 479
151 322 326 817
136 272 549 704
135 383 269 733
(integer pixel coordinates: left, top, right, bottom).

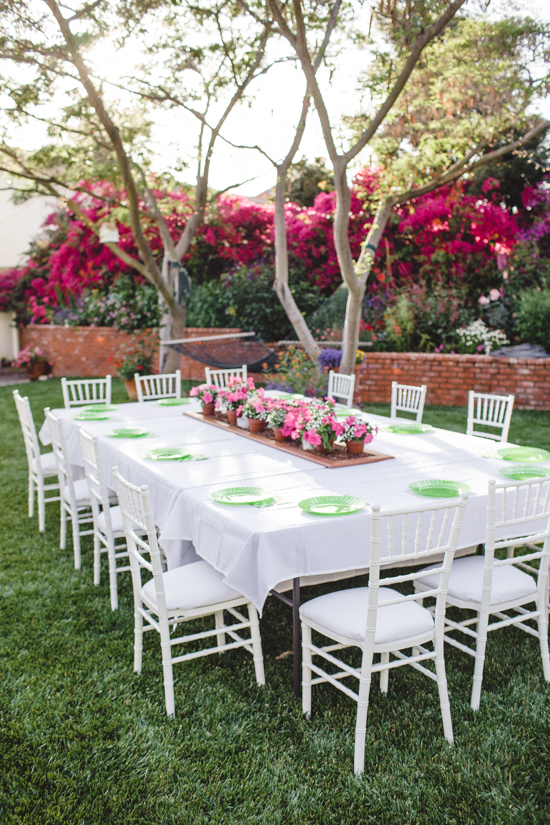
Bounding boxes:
109 334 157 380
515 289 550 352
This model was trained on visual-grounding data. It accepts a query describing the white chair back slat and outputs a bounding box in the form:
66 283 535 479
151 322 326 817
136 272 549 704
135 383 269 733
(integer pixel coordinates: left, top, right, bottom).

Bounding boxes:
44 408 71 492
61 376 112 408
204 365 247 389
327 370 356 407
467 391 514 442
390 381 427 423
135 370 182 402
13 390 41 469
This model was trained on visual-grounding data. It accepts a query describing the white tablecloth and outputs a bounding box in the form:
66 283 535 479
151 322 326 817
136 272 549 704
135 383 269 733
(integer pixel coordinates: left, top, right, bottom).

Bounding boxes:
40 398 545 613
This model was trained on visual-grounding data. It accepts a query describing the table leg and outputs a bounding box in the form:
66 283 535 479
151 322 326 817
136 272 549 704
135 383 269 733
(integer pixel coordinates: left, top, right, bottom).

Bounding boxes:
293 577 301 698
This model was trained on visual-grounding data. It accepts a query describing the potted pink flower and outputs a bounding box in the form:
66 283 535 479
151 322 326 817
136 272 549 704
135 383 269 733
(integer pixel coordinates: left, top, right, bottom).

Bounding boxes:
302 407 344 454
218 376 255 425
241 390 272 433
340 416 378 455
15 345 52 381
190 383 220 416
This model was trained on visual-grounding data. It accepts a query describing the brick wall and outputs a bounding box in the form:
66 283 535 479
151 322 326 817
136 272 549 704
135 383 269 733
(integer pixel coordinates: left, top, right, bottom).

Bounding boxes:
20 325 242 379
355 352 550 410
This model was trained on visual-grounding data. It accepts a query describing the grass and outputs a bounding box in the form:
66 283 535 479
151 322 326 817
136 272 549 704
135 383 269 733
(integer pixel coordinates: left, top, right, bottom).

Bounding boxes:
1 378 550 823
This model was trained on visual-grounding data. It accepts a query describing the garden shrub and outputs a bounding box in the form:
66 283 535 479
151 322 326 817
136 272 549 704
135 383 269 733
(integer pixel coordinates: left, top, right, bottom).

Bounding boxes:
515 289 550 352
186 264 323 341
52 275 161 332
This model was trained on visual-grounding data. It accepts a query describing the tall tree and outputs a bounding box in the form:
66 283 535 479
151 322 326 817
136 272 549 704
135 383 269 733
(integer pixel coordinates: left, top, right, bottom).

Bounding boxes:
0 0 274 370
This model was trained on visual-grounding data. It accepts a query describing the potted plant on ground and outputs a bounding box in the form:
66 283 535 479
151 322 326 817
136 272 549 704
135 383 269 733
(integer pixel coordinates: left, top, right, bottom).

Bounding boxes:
111 336 156 400
340 416 378 455
15 345 52 381
190 383 221 416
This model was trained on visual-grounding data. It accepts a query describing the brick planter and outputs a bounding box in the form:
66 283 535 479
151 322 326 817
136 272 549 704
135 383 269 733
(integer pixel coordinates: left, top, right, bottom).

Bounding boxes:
20 325 242 379
355 352 550 411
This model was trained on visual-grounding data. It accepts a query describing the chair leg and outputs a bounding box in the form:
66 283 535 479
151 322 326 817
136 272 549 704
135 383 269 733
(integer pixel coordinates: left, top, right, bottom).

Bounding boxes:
28 471 34 518
71 508 81 570
159 624 175 717
302 622 312 717
108 537 119 611
434 640 454 744
60 502 67 551
93 530 101 586
471 610 489 711
247 603 265 686
37 479 46 533
134 601 143 674
537 592 550 682
215 610 225 652
354 649 374 775
379 651 389 694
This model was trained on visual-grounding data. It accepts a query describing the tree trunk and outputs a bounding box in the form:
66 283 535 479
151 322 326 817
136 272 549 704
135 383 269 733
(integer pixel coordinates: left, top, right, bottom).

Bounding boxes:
340 201 393 374
159 254 187 374
273 167 320 360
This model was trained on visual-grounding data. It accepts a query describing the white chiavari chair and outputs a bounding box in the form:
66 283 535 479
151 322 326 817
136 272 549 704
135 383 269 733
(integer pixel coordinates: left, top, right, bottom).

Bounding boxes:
466 391 515 442
390 381 427 423
300 494 468 774
61 376 112 408
77 428 133 610
135 370 181 403
327 369 356 407
13 390 60 532
204 365 247 388
113 468 265 717
415 478 550 709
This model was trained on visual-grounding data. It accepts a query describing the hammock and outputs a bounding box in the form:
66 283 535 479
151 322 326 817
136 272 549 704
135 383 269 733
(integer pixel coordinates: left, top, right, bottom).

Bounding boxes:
166 332 280 372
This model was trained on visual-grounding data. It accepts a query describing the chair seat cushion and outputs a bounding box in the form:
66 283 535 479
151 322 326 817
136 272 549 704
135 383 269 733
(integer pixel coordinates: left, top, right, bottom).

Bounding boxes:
140 560 243 612
32 452 57 476
417 555 537 606
98 505 124 534
63 478 91 504
300 586 434 645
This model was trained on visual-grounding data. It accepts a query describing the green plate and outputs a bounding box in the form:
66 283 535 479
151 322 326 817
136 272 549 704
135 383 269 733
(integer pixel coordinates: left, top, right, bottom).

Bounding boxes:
82 404 118 412
499 465 550 481
105 428 155 439
335 408 363 418
298 495 366 516
156 398 192 407
211 486 273 505
143 447 193 461
385 423 432 434
409 480 471 498
497 446 550 463
73 412 112 421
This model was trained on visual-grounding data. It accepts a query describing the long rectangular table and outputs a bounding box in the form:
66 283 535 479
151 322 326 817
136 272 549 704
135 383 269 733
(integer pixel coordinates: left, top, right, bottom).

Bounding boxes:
40 397 545 695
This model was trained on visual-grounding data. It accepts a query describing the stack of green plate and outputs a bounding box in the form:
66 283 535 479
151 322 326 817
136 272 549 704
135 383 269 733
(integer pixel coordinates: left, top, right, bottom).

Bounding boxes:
409 480 471 498
73 410 112 421
157 398 192 407
82 403 118 412
211 487 273 505
385 423 432 434
298 495 366 516
105 427 155 439
496 446 550 463
499 465 550 481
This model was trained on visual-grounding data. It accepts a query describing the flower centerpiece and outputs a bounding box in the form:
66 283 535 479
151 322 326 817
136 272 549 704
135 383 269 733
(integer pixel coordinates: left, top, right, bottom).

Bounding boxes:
267 400 293 442
339 416 378 455
190 383 221 416
302 404 344 453
218 376 256 424
15 345 52 381
241 390 271 433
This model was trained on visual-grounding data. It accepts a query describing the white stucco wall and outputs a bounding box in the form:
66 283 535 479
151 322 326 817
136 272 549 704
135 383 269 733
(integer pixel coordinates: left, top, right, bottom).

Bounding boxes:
0 175 59 268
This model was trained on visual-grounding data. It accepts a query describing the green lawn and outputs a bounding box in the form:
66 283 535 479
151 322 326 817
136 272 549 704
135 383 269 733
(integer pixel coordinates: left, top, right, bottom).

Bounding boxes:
1 379 550 823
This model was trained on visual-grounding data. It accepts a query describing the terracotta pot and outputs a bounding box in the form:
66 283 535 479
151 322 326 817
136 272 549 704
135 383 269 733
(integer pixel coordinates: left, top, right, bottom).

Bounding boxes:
227 410 237 425
123 378 138 401
273 427 289 443
346 439 365 455
27 359 50 381
248 418 267 433
317 438 335 455
202 402 216 417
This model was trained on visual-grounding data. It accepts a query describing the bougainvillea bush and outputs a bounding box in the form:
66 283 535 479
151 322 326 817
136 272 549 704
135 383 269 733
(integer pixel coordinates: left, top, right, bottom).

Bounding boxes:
2 168 549 350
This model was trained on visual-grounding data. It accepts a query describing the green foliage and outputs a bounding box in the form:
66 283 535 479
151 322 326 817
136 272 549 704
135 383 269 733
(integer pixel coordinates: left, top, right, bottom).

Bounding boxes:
269 344 326 396
383 293 416 352
186 265 323 341
287 157 334 207
56 275 161 332
515 289 550 351
109 332 158 380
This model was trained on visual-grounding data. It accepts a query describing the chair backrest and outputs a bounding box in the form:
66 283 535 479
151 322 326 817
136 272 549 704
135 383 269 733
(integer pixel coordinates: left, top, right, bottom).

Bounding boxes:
13 390 41 474
467 391 514 442
390 381 427 423
204 365 247 389
77 427 113 533
366 494 468 639
484 478 550 589
112 468 166 614
44 408 74 496
327 370 356 407
135 370 181 402
61 376 112 408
